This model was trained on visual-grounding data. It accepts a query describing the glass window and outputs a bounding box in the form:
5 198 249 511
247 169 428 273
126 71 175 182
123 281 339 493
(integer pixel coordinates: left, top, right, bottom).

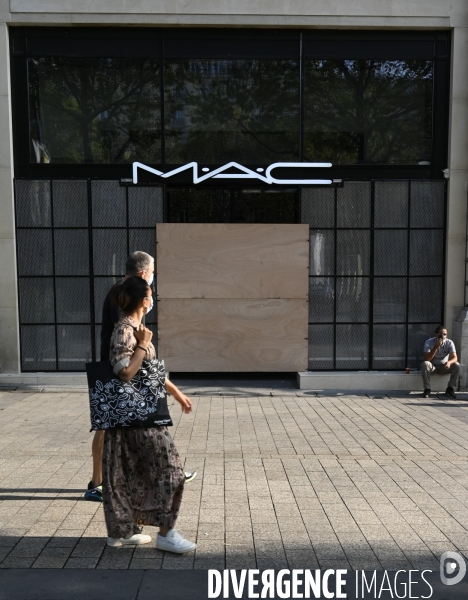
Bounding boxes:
164 59 300 163
29 57 161 164
167 188 297 223
304 60 433 165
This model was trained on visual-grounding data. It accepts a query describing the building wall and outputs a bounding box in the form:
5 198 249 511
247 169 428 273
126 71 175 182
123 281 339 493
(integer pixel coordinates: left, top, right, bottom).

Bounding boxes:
0 0 467 375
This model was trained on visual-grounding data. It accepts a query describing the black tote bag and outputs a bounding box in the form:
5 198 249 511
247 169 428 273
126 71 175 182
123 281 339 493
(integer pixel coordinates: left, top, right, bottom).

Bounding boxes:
85 359 173 430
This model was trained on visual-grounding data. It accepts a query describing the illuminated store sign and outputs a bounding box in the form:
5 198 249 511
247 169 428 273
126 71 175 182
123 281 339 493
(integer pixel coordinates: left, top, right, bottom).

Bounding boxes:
132 161 332 185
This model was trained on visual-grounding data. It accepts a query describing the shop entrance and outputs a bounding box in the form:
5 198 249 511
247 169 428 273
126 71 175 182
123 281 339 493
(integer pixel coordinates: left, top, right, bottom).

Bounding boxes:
159 188 305 372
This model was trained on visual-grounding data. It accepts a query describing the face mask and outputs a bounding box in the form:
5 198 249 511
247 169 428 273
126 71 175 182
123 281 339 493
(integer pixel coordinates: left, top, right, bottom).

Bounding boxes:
147 273 154 286
145 295 154 315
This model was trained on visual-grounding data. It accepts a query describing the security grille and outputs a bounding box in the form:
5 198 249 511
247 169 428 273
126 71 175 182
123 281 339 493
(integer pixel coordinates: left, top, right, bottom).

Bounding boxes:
302 180 446 370
15 180 163 371
15 178 446 372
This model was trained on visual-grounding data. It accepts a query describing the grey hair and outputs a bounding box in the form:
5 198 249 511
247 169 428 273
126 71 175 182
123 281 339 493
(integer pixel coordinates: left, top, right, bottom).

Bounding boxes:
125 251 154 276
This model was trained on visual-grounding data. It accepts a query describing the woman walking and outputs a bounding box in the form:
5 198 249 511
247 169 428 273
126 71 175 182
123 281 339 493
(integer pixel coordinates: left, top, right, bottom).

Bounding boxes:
104 275 196 553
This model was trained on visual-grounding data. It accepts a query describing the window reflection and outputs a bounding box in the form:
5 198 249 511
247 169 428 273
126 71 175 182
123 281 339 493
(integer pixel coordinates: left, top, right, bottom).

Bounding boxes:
168 188 297 223
165 59 300 163
29 57 161 164
304 60 433 165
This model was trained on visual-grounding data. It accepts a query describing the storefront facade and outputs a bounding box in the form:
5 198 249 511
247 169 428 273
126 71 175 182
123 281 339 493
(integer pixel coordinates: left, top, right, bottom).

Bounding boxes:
0 2 467 385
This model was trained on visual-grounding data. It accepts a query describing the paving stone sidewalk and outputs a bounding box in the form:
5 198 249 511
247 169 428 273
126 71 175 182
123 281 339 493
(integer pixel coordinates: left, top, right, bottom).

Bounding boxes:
0 386 468 572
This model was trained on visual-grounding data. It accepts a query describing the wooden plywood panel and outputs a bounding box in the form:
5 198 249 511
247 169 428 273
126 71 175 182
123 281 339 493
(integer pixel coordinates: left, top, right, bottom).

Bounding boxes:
156 223 309 299
158 298 308 372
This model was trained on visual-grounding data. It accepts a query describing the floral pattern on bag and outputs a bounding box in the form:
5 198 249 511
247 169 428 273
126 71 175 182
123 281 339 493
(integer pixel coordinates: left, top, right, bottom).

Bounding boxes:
89 359 172 429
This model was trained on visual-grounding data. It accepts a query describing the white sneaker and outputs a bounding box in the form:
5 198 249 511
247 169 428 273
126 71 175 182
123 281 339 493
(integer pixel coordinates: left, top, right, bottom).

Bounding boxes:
107 533 152 548
156 529 197 553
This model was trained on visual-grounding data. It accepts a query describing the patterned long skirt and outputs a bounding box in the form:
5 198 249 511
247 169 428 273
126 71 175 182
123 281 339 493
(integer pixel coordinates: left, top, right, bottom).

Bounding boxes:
102 426 185 539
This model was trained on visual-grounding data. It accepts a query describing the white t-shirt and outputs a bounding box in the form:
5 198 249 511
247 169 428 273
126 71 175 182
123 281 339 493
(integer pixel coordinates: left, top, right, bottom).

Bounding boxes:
424 337 456 365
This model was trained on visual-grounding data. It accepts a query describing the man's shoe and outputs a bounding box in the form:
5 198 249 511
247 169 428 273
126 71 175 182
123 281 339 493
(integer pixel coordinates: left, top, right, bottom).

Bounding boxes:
156 529 197 554
446 386 457 400
185 470 197 484
84 480 102 502
422 389 431 398
107 534 152 548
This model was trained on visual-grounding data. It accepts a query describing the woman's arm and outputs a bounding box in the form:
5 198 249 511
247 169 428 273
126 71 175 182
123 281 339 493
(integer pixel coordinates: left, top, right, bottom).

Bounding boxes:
113 323 153 383
165 377 192 414
119 346 147 382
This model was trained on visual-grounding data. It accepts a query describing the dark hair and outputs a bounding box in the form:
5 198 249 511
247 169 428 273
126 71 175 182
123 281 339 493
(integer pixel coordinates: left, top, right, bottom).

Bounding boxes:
435 325 447 333
126 251 154 276
116 276 150 313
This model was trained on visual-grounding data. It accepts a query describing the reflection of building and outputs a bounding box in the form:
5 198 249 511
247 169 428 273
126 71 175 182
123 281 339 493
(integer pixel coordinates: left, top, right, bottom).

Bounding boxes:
0 2 467 388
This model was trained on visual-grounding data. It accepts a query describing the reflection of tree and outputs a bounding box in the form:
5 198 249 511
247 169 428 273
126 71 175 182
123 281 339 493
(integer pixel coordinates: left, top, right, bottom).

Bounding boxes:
29 58 161 164
304 60 433 165
165 60 300 163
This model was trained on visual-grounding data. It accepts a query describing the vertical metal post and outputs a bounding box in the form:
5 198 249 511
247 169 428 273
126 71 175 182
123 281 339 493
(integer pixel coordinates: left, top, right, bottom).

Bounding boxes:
88 179 96 362
369 180 375 370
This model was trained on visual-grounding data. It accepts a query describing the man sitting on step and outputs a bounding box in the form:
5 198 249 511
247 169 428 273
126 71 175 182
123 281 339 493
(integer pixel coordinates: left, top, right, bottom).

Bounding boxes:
421 325 460 399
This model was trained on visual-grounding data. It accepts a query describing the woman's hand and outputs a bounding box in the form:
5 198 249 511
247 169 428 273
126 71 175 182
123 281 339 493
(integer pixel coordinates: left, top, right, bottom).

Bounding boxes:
165 378 193 414
134 323 153 346
175 392 192 414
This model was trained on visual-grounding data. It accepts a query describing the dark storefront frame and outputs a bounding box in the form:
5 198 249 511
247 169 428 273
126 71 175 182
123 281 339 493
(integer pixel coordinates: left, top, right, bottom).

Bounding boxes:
10 27 450 181
9 28 450 372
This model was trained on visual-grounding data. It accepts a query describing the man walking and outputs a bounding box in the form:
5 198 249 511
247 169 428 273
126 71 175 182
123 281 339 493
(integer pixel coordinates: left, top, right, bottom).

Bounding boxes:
420 325 460 399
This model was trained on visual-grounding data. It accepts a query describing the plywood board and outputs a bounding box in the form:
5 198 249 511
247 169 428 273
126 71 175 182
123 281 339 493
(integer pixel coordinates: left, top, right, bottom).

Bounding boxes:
156 223 309 299
158 298 308 372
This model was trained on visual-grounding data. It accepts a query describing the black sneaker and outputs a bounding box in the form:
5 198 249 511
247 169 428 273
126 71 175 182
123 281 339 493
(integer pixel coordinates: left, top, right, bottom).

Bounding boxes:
84 480 103 502
445 386 457 400
422 389 431 398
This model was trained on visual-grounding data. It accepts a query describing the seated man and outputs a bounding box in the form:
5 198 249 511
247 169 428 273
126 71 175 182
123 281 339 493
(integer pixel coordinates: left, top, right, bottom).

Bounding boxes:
421 325 460 399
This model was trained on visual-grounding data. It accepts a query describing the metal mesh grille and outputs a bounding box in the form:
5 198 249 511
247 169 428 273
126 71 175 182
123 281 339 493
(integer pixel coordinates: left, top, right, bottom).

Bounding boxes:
372 324 406 369
309 230 334 276
20 325 56 371
55 278 91 323
52 181 88 227
92 229 127 276
17 230 54 276
336 277 369 322
408 323 437 368
337 182 371 228
128 187 164 226
15 180 51 227
301 188 335 228
15 178 446 372
373 278 407 322
308 325 333 369
309 278 334 323
95 325 102 360
94 277 121 324
374 181 408 228
16 179 166 371
91 181 127 227
336 230 370 276
54 230 90 276
56 324 93 371
409 230 444 275
408 277 443 322
129 229 156 258
336 324 369 369
374 230 407 276
18 278 55 323
410 181 445 228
